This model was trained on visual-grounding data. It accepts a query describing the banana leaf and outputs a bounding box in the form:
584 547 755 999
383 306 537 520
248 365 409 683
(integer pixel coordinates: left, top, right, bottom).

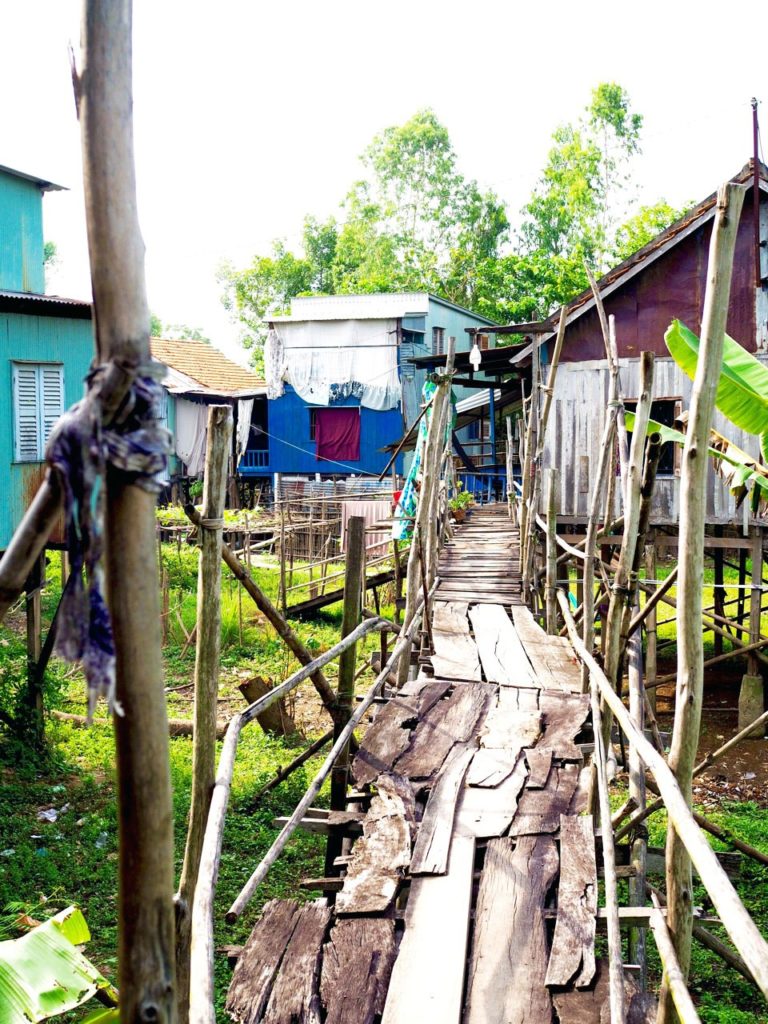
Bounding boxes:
665 319 768 437
0 906 118 1023
625 412 768 509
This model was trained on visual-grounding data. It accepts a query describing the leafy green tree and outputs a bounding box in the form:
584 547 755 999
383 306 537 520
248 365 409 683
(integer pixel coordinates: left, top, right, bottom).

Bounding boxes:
611 200 689 263
149 313 211 344
519 83 643 271
337 109 508 303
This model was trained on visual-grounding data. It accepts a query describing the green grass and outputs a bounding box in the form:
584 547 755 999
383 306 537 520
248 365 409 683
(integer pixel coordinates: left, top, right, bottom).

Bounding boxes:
609 787 768 1022
0 539 397 1020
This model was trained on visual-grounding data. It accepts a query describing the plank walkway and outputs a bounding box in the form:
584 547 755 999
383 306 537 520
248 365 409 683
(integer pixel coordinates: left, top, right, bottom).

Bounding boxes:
226 506 656 1024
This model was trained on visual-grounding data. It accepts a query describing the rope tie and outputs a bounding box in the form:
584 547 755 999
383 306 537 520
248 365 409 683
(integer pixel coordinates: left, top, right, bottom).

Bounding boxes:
200 518 225 530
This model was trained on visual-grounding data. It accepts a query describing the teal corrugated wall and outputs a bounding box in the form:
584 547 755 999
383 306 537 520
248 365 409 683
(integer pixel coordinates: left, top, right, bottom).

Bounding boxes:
0 312 94 548
0 171 44 293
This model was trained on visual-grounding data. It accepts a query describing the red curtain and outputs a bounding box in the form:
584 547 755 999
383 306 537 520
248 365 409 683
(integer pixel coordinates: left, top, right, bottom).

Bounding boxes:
316 407 360 462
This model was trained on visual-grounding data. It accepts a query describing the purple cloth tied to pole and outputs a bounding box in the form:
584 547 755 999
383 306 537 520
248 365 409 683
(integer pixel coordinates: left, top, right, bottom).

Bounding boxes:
46 372 171 721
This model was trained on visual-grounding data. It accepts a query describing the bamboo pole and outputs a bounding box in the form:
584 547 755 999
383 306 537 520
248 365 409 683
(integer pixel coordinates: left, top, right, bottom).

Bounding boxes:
603 351 655 701
659 181 746 1024
326 516 365 874
76 3 178 1019
581 408 619 690
648 897 702 1024
557 589 768 999
589 662 626 1023
225 587 436 923
176 405 231 1020
545 468 559 634
398 339 454 684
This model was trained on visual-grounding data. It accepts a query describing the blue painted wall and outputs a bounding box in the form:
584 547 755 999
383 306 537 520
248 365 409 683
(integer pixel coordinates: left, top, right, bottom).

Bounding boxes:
1 312 94 548
0 170 45 293
257 385 403 477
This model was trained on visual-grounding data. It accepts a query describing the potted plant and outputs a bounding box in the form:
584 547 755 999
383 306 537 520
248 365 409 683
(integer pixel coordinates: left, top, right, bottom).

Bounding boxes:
448 485 474 523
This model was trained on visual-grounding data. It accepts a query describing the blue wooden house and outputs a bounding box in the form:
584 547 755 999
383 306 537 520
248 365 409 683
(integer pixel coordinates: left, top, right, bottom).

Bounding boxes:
261 293 499 486
0 164 94 550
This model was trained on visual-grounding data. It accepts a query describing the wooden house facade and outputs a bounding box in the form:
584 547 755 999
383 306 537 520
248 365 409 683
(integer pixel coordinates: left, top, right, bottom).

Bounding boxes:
0 164 94 550
523 160 768 525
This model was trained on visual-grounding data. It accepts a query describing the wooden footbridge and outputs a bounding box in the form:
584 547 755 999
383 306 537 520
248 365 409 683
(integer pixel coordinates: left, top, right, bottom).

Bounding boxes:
224 508 653 1023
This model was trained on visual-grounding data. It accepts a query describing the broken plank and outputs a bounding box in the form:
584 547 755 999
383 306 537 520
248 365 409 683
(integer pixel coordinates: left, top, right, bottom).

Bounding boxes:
498 685 540 712
538 691 590 760
321 918 398 1024
431 601 482 681
226 899 302 1023
545 815 597 989
336 776 411 914
525 748 554 789
510 763 581 836
552 959 656 1024
465 836 559 1024
456 756 528 837
262 901 330 1024
395 682 494 780
381 833 475 1024
411 744 474 875
469 603 538 687
351 679 451 786
466 702 541 787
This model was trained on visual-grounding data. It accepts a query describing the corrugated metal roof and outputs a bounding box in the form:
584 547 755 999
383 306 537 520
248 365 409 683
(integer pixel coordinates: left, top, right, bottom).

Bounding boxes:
0 163 66 192
150 338 265 396
455 389 501 414
510 159 768 365
0 289 89 307
271 293 430 322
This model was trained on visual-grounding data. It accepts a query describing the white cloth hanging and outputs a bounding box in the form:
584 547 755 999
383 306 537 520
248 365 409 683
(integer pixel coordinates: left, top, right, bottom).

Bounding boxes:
273 319 400 410
236 398 254 458
264 327 286 399
175 398 208 476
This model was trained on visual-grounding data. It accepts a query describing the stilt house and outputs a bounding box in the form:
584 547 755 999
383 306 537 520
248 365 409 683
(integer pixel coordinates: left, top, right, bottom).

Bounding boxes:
511 160 768 526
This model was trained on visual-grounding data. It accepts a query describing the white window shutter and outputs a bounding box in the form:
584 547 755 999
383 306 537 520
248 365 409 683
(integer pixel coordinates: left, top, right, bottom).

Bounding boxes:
40 365 64 446
13 365 41 462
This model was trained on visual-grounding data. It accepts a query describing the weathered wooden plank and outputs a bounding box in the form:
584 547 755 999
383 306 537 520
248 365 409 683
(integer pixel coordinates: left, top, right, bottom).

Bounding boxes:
395 683 494 780
466 747 521 787
351 679 451 785
545 815 597 988
262 901 331 1023
510 763 581 836
336 776 411 914
381 833 475 1024
431 601 483 682
321 918 398 1024
466 702 541 787
469 603 538 687
465 836 559 1024
481 707 541 750
538 691 591 760
525 747 554 789
226 899 301 1023
411 743 474 875
456 757 529 837
498 685 540 712
552 960 656 1024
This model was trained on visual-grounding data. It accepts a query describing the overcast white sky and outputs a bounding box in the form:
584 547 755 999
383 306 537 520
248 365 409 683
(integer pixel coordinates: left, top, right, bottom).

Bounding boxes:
1 1 766 364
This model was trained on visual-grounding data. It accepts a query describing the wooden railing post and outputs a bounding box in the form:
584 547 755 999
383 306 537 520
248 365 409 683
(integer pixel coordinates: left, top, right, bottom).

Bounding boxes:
659 181 746 1024
545 468 559 634
326 515 365 874
176 405 232 1020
